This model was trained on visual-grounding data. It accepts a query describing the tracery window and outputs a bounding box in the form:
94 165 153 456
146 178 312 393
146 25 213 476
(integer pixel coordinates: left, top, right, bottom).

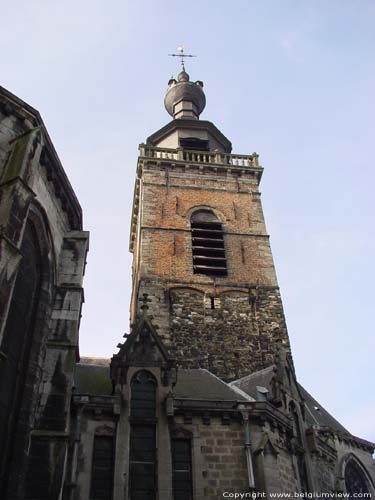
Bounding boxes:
191 210 227 277
129 371 157 500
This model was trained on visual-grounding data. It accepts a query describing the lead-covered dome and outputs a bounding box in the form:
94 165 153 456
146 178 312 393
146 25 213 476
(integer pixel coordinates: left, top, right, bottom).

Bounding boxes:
164 70 206 120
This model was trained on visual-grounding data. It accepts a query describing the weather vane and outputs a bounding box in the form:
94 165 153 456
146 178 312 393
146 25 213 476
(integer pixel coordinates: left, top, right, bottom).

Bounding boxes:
168 44 196 71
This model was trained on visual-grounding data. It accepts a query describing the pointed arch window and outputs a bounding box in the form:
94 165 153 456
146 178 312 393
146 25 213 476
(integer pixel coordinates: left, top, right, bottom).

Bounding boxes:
345 459 371 497
191 210 227 276
130 370 156 418
0 219 43 496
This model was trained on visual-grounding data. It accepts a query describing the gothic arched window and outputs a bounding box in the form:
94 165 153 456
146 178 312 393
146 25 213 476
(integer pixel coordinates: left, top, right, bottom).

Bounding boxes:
130 370 156 418
129 371 157 500
0 219 43 495
191 210 227 276
345 459 371 497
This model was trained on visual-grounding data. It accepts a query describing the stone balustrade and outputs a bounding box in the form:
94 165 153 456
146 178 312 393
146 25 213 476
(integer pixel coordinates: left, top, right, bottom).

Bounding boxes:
139 144 260 168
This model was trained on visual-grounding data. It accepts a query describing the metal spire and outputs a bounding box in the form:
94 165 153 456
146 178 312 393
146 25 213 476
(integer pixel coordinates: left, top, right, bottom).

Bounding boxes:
168 44 196 71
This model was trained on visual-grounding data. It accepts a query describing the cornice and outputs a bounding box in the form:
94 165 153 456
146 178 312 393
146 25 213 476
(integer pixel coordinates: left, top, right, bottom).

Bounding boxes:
0 85 82 229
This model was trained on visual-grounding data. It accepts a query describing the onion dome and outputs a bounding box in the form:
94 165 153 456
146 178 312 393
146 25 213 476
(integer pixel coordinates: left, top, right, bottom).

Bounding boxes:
164 70 206 120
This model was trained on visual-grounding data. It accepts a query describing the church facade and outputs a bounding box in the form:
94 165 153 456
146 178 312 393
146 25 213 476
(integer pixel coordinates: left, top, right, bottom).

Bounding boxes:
0 70 374 500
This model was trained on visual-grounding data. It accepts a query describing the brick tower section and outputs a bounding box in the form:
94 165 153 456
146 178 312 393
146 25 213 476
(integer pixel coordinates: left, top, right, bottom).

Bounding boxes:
129 125 291 381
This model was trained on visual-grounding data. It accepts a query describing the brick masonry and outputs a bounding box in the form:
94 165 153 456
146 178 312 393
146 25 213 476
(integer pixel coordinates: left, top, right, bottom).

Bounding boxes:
131 161 290 379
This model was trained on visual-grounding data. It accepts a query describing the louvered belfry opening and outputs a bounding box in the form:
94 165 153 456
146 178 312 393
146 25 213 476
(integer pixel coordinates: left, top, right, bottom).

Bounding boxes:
191 210 227 276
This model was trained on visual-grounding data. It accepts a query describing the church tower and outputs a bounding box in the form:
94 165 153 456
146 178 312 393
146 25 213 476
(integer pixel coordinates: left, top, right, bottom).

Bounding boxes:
2 68 374 500
129 67 290 381
76 64 375 500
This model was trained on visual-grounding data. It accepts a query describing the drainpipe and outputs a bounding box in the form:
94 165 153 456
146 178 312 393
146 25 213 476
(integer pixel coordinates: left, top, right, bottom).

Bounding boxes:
239 406 255 488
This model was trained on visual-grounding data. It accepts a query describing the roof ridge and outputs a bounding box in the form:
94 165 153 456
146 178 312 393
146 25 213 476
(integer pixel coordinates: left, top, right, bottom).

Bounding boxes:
79 357 111 366
231 365 275 385
197 369 255 401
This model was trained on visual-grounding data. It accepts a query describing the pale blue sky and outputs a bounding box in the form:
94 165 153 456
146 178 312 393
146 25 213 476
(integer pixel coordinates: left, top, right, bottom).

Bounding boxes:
1 1 374 441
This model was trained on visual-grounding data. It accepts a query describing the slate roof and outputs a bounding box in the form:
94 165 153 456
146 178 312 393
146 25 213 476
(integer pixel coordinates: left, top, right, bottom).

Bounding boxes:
230 365 275 400
298 384 349 434
75 359 356 440
231 366 350 435
74 360 250 401
173 369 251 401
74 358 112 396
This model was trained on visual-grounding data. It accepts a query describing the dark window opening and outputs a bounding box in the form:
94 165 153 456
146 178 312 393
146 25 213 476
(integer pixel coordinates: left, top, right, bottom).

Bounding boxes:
345 460 370 497
90 436 115 500
129 371 157 500
191 214 227 277
210 297 215 310
129 425 156 500
180 137 209 151
130 370 156 418
0 220 42 496
172 439 193 500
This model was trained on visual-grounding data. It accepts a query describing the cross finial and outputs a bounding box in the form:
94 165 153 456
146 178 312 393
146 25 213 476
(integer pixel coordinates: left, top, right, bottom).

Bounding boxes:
140 293 152 313
169 44 196 71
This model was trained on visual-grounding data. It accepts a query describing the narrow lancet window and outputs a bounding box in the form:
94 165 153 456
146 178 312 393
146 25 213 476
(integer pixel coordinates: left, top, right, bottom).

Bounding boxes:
172 439 193 500
129 371 157 500
90 436 115 500
191 210 227 276
130 370 156 418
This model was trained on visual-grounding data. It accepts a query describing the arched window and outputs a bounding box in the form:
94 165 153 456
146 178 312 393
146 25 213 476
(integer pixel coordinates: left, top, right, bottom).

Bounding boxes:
129 371 157 500
130 370 156 418
345 459 371 497
0 219 43 495
191 210 227 276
